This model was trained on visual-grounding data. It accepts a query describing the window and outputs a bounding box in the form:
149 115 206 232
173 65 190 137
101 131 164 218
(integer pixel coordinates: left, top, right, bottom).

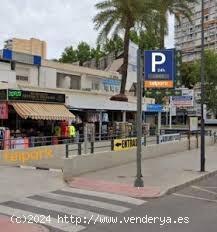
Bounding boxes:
57 73 80 90
104 84 109 92
16 75 28 82
92 81 100 91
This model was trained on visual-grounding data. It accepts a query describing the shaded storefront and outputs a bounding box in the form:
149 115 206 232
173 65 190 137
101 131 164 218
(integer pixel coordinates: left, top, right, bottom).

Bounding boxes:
0 89 75 149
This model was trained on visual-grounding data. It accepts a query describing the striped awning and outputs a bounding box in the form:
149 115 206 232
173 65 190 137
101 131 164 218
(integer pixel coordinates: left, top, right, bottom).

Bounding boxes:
11 102 75 121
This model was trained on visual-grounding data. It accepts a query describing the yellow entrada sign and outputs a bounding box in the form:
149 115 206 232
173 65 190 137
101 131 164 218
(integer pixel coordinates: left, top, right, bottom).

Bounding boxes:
113 138 137 151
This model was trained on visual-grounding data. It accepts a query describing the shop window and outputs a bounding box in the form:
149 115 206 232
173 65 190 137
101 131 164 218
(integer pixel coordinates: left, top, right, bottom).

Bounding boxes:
115 86 120 93
57 73 80 90
92 81 100 91
110 85 115 92
16 75 28 82
104 84 109 92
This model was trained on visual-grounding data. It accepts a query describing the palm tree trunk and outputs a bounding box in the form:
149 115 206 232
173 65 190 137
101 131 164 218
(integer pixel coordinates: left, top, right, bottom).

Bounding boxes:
120 25 130 95
159 20 165 49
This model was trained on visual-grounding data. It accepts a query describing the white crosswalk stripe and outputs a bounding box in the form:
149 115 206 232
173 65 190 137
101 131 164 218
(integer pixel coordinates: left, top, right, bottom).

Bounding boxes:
0 205 85 232
40 192 129 213
62 187 146 205
18 197 109 220
0 188 145 231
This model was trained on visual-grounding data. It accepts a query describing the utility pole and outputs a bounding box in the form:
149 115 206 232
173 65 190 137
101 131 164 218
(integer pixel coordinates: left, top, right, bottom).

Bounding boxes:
200 0 205 172
134 49 144 187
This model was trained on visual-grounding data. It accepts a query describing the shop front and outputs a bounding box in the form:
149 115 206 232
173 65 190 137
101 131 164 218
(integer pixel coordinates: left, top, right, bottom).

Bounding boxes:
66 93 138 140
0 89 75 149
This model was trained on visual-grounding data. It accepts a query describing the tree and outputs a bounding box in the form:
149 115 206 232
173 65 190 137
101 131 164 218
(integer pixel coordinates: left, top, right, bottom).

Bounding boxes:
59 46 77 63
102 35 124 57
180 62 199 89
155 0 196 48
130 29 160 51
130 9 161 50
202 50 217 116
182 50 217 116
94 0 151 101
76 42 92 66
90 44 105 67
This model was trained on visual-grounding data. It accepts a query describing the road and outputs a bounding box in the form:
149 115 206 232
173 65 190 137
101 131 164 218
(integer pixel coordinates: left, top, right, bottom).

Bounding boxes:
1 166 217 231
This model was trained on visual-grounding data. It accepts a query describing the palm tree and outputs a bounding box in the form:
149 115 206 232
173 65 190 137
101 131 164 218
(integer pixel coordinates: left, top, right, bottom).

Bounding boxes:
156 0 197 48
93 0 152 101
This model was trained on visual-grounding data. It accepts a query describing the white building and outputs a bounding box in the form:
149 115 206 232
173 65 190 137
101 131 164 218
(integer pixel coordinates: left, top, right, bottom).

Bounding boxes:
0 49 155 120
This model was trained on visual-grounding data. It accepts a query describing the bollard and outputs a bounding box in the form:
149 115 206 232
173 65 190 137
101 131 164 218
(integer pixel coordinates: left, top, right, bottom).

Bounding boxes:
90 142 94 154
66 144 69 158
78 143 82 155
188 131 191 150
111 140 114 151
143 135 147 146
156 135 160 144
196 132 199 148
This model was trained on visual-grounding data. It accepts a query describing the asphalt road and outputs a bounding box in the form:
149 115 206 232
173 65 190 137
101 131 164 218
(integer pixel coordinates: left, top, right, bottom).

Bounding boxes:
84 174 217 232
1 170 217 232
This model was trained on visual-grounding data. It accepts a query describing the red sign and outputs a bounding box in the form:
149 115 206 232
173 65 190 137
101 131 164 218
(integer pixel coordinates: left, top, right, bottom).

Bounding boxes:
0 102 8 119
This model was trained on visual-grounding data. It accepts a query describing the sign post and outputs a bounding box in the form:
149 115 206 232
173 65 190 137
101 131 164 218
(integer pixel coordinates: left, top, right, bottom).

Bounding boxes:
134 49 144 188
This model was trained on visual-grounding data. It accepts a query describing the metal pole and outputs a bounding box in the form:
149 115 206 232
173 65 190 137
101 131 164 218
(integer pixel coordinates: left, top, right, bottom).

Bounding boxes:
200 0 205 172
99 111 102 141
158 112 161 134
134 49 144 187
169 105 172 129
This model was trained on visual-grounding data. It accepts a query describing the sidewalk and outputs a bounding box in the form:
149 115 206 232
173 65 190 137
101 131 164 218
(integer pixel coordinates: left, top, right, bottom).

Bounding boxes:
68 144 217 198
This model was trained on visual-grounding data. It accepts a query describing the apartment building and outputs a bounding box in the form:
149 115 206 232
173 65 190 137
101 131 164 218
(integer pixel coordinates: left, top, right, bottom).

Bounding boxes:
4 38 47 59
175 0 217 62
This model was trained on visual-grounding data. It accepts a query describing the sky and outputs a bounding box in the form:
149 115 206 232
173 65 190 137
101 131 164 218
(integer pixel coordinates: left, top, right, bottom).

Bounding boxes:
0 0 175 59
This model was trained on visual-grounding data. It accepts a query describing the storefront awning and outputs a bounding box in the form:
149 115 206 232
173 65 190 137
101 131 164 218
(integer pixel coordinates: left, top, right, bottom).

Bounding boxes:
11 102 75 121
66 94 138 111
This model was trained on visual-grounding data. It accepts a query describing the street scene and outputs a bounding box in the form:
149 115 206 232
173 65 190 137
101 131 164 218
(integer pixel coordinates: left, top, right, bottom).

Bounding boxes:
0 0 217 231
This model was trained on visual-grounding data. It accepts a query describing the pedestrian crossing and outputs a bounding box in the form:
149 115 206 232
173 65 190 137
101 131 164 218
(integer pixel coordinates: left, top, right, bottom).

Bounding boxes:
0 187 147 232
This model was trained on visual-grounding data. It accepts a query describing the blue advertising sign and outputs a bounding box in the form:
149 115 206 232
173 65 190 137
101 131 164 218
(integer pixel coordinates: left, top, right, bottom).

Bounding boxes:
103 79 121 86
145 104 163 113
144 49 175 88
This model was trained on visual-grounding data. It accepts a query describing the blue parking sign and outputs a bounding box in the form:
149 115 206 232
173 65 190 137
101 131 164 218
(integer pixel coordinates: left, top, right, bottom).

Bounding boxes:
144 50 175 88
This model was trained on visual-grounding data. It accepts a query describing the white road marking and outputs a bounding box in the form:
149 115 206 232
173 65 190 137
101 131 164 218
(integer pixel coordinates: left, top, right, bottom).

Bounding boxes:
0 205 85 232
62 187 146 205
200 187 217 189
40 192 129 213
173 193 217 203
191 186 217 195
18 197 109 221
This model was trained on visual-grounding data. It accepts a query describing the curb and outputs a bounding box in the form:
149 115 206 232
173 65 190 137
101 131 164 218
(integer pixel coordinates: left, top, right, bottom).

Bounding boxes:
15 165 63 173
141 169 217 200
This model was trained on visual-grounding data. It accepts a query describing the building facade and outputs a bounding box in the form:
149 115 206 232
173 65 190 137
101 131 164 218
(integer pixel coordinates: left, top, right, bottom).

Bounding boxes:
175 0 217 62
4 38 47 59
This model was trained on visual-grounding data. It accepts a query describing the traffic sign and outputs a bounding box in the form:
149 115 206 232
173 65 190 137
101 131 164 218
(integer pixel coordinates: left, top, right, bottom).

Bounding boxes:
113 138 137 151
144 50 175 89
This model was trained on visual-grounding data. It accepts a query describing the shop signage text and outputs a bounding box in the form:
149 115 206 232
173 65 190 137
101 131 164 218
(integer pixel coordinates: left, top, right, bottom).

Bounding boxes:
145 104 163 113
2 148 53 164
113 138 137 151
8 89 65 103
144 50 175 89
158 133 181 144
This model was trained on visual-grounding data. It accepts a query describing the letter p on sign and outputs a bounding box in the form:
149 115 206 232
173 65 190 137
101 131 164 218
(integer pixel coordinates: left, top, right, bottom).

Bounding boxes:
152 53 166 72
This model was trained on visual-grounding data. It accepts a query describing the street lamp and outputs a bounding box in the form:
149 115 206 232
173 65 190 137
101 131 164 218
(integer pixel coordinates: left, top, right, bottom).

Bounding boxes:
200 0 206 172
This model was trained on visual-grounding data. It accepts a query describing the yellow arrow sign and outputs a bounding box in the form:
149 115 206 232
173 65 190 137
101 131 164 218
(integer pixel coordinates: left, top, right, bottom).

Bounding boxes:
113 138 137 151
